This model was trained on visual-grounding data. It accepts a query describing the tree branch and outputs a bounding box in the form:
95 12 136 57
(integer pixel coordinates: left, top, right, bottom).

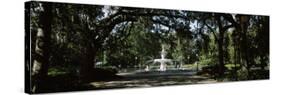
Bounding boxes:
222 14 239 28
119 9 189 20
203 19 218 41
151 19 175 29
222 24 234 32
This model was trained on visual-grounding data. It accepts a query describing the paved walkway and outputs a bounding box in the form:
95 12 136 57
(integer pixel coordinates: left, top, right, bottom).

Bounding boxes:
89 69 217 89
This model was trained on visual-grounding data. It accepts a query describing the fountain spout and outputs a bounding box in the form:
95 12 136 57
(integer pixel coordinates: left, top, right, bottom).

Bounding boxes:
161 45 167 59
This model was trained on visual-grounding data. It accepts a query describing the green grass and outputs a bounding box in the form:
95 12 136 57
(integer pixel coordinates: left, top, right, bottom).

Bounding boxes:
225 64 241 70
48 67 68 77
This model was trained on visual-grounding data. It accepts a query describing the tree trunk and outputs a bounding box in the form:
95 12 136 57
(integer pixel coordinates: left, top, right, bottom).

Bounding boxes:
216 15 226 78
31 3 52 93
239 15 250 79
217 32 225 78
80 44 96 82
260 56 266 70
234 44 239 81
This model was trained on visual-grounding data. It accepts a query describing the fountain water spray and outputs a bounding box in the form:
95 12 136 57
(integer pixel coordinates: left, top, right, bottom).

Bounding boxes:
151 44 173 71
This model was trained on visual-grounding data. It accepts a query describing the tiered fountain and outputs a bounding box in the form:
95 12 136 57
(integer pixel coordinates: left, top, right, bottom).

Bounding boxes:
147 45 173 71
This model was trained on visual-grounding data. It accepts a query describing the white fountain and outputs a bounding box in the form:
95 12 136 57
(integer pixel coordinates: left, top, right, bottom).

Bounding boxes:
152 45 173 71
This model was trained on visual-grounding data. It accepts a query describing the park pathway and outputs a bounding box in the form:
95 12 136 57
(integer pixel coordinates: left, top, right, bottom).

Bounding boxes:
89 69 217 89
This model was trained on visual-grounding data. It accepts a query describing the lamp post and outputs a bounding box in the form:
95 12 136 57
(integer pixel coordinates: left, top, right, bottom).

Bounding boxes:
196 54 199 71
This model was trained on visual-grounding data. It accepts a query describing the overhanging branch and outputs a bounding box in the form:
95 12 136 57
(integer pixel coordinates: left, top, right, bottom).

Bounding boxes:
203 19 218 41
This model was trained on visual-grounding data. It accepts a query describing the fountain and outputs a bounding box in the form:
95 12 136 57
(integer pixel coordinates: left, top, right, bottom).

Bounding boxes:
151 45 173 71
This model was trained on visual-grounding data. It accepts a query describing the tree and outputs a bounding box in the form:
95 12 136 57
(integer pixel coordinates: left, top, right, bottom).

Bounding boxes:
31 2 53 92
200 13 237 78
